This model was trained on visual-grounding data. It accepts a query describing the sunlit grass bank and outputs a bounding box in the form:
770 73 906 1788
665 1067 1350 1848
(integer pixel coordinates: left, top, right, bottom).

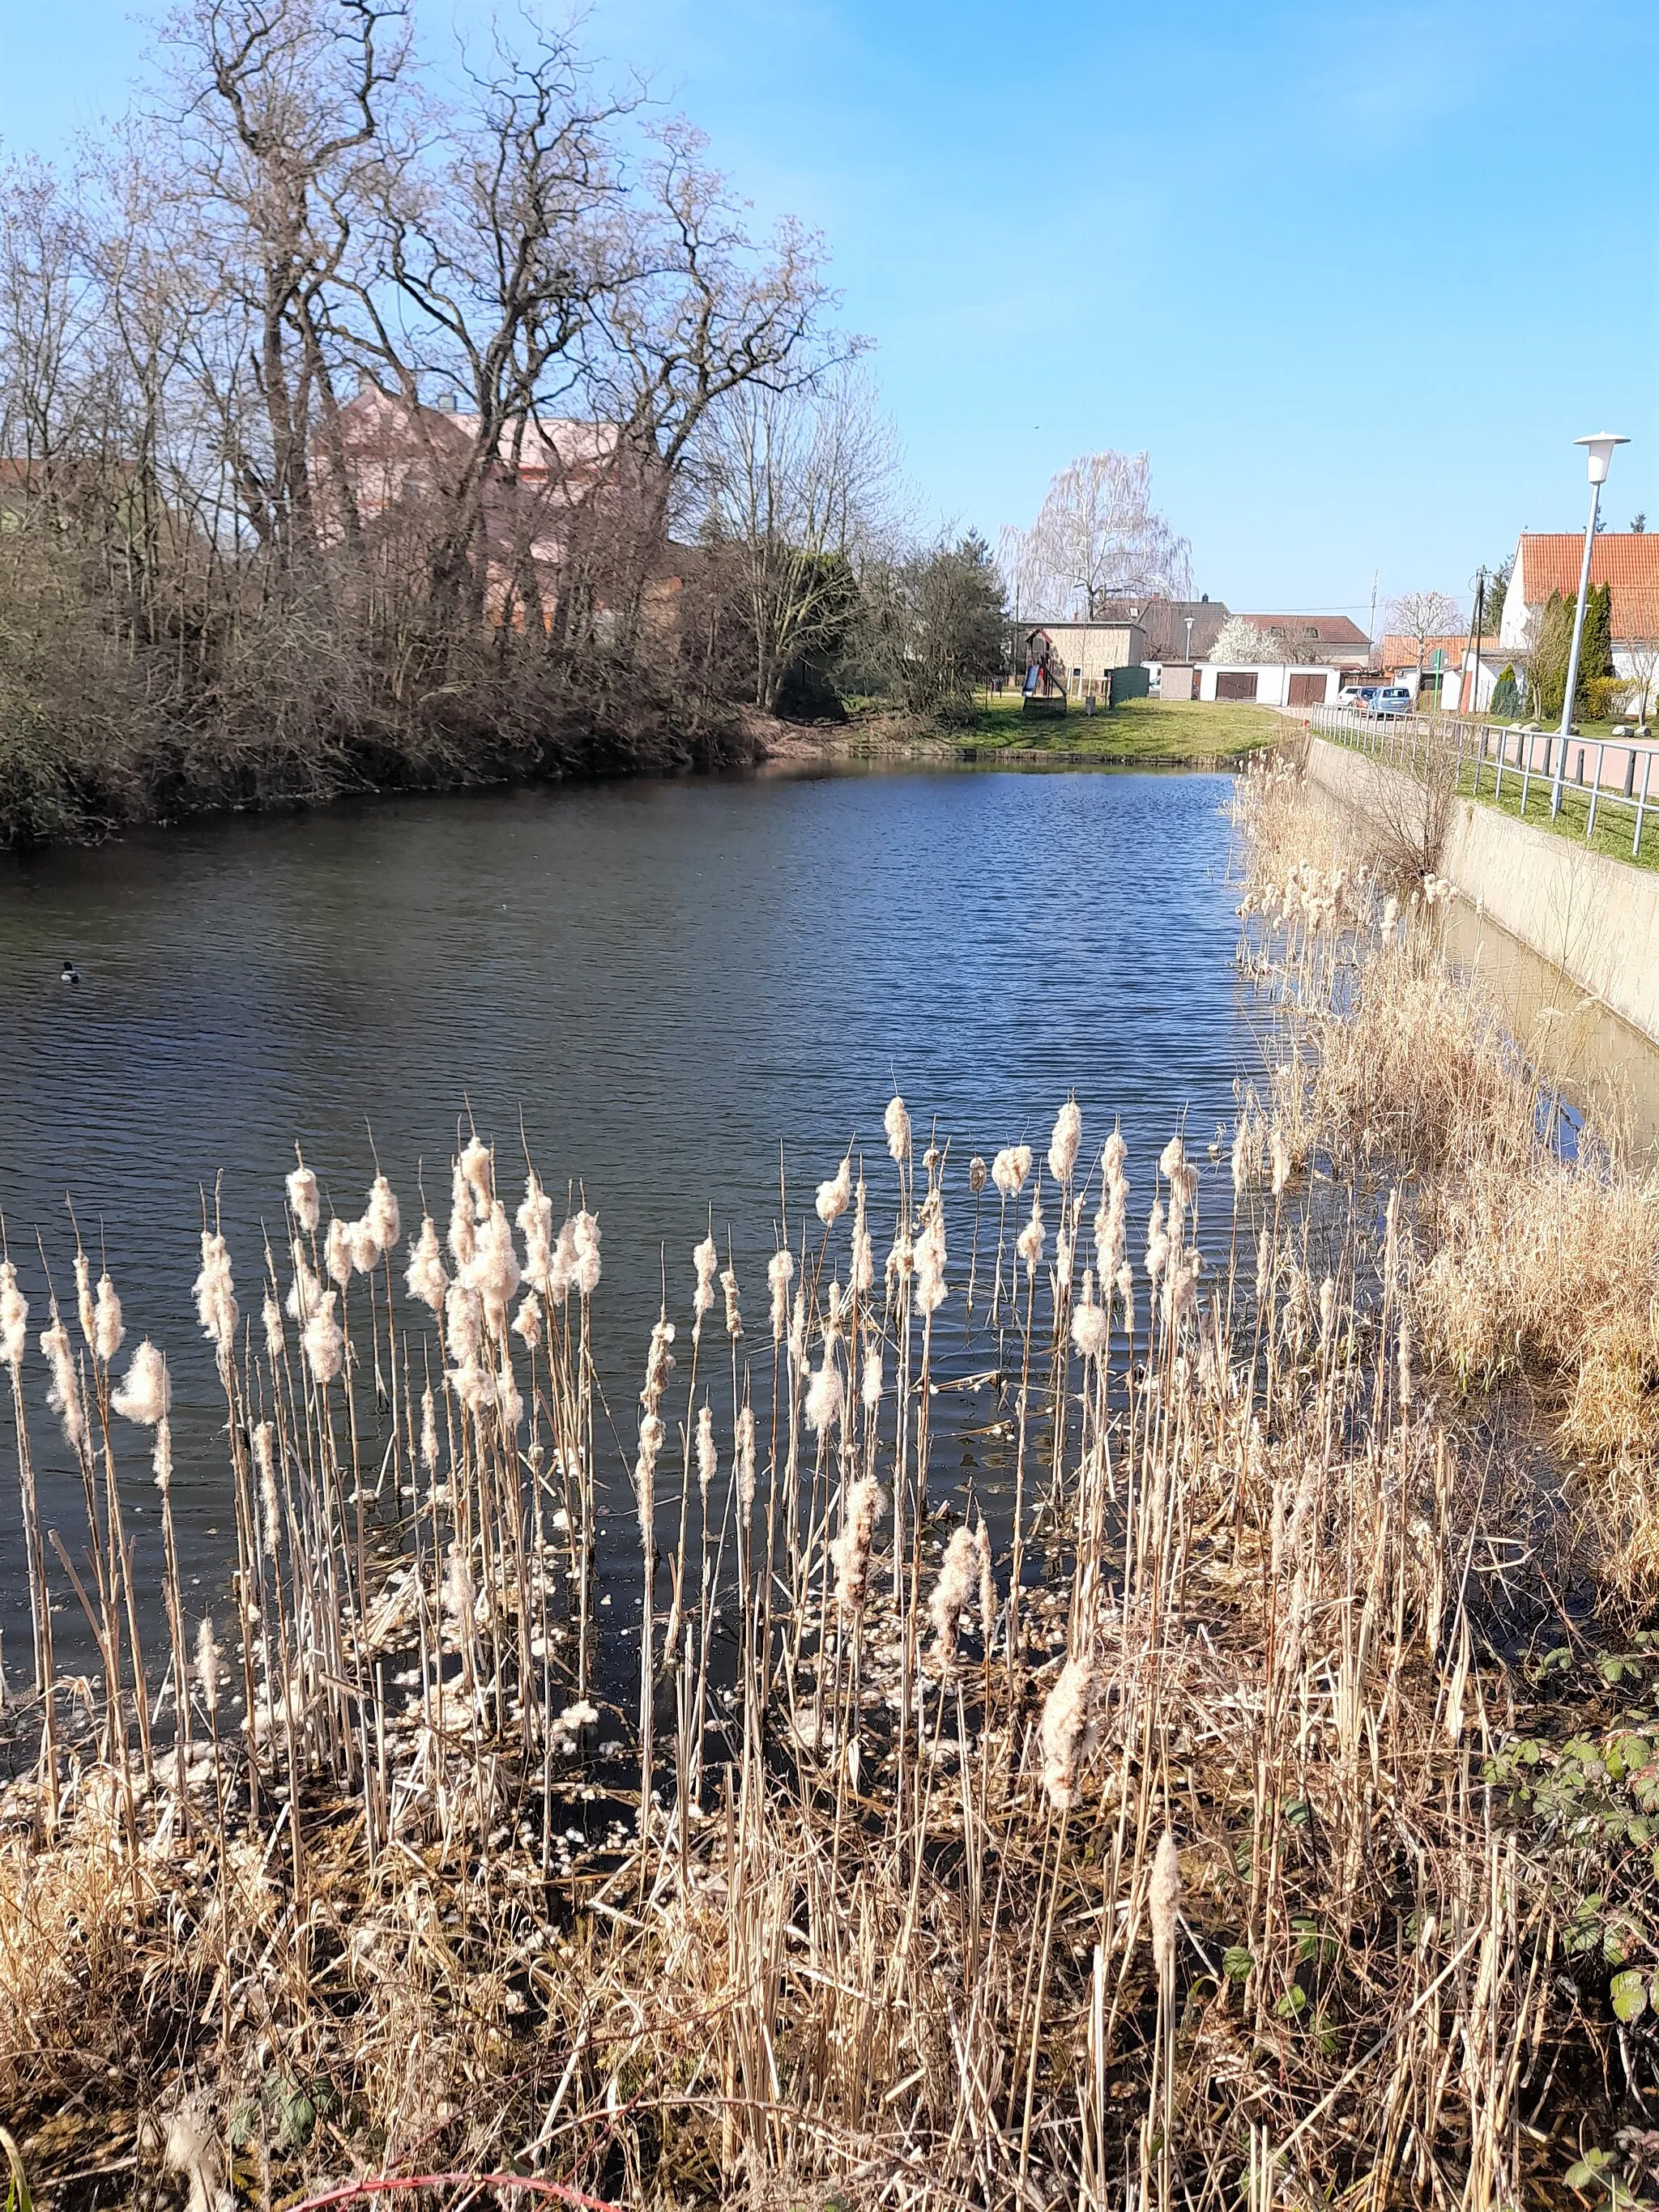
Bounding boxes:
951 691 1285 760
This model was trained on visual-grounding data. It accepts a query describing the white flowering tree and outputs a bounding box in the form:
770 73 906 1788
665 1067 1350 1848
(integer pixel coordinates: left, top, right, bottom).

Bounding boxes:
1209 616 1282 665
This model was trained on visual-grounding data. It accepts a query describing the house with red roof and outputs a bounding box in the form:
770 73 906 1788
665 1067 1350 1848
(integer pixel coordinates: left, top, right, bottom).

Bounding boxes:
1499 532 1659 711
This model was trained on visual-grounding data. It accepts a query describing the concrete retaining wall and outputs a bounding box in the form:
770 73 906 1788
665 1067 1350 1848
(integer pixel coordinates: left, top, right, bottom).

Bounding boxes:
1305 735 1659 1044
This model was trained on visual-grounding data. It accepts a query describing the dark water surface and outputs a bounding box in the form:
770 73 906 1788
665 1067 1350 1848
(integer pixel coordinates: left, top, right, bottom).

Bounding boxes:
0 766 1250 1669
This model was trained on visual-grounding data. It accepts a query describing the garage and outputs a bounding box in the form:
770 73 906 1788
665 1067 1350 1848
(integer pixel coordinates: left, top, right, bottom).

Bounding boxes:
1215 671 1259 701
1287 671 1329 705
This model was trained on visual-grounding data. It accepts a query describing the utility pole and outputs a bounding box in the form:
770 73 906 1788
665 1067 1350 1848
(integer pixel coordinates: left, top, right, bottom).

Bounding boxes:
1465 566 1486 715
1367 569 1379 664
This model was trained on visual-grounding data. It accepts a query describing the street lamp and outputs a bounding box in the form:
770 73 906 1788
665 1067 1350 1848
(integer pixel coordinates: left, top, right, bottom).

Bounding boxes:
1551 432 1630 816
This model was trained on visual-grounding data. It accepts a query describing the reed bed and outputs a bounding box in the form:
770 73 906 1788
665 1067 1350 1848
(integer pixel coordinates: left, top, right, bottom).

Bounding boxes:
2 760 1659 2208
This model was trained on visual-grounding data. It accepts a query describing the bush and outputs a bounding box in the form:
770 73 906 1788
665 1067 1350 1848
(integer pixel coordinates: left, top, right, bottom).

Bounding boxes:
1584 674 1630 723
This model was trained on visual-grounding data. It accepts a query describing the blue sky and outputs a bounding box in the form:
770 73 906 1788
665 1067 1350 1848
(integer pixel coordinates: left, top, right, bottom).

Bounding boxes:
3 0 1656 616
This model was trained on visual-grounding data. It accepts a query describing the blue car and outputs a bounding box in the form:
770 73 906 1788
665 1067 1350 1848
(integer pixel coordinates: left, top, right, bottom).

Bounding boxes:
1371 687 1413 716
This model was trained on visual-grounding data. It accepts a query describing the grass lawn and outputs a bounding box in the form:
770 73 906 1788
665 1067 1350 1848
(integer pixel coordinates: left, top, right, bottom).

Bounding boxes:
1456 755 1659 872
948 691 1285 761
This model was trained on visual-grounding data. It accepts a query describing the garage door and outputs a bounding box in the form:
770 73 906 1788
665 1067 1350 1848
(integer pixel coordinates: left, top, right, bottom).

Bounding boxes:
1216 671 1258 701
1287 672 1328 705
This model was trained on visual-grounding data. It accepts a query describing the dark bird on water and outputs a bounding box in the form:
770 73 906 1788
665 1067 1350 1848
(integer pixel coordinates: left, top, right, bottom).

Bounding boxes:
60 961 79 985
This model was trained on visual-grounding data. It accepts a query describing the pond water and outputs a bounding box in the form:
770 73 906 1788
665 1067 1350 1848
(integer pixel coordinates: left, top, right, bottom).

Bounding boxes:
0 766 1252 1677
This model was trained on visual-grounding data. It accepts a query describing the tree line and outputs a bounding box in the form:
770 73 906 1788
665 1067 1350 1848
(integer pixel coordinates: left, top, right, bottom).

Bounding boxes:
0 0 1009 844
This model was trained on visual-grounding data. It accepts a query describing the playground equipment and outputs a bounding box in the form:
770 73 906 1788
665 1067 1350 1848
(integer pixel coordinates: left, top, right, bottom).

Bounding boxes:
1020 628 1068 716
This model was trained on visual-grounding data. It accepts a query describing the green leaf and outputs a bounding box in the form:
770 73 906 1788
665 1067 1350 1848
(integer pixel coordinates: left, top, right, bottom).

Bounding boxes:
0 2130 32 2212
1282 1798 1311 1830
1274 1985 1307 2018
1222 1946 1253 1984
1612 1968 1648 2022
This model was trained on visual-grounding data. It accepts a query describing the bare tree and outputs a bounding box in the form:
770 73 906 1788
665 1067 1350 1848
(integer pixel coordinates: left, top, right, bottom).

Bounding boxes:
997 451 1190 620
1620 637 1658 724
699 372 898 712
1386 589 1463 673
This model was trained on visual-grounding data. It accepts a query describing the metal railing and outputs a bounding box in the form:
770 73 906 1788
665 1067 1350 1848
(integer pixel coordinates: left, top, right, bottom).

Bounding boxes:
1307 704 1659 862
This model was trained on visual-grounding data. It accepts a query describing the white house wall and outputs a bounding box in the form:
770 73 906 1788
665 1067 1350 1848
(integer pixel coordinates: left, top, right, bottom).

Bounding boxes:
1197 663 1338 705
1498 540 1529 649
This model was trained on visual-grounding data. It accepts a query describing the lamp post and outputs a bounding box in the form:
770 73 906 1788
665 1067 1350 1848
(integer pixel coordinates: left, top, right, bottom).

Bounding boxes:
1551 432 1629 816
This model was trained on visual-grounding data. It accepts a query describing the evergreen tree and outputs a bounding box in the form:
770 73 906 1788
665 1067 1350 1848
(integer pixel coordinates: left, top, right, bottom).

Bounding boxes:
892 532 1008 721
1584 581 1614 680
1529 590 1572 719
1490 664 1521 718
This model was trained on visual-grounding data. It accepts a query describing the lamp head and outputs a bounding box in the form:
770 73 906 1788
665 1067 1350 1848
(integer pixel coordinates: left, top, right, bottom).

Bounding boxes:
1576 432 1630 485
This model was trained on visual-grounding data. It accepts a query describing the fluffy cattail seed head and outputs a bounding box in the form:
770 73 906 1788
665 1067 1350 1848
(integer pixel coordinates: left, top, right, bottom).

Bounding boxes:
692 1232 718 1324
75 1251 96 1347
0 1263 27 1370
571 1209 602 1298
1039 1654 1098 1810
406 1217 448 1311
1048 1098 1082 1187
302 1291 344 1385
41 1308 85 1451
195 1616 221 1718
365 1174 401 1253
1016 1189 1045 1276
1149 1830 1181 1975
815 1156 852 1226
325 1217 353 1291
929 1524 980 1667
860 1345 883 1411
830 1475 880 1612
805 1348 843 1437
254 1421 280 1555
968 1153 987 1195
286 1162 320 1235
448 1159 477 1269
518 1174 555 1293
112 1339 171 1426
459 1138 493 1213
736 1404 757 1514
696 1402 716 1502
768 1248 794 1343
193 1232 238 1362
992 1144 1032 1199
1071 1277 1109 1362
885 1095 911 1163
286 1242 322 1323
92 1273 124 1363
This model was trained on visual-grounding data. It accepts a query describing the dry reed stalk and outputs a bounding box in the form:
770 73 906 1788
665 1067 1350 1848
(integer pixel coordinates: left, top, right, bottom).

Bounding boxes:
2 813 1656 2208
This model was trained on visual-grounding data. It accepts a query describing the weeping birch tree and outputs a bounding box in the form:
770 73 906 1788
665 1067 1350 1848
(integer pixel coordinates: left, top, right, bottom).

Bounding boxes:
998 450 1190 620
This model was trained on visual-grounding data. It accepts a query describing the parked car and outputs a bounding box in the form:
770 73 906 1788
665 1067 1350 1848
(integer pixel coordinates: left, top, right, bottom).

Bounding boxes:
1371 687 1413 716
1337 685 1378 708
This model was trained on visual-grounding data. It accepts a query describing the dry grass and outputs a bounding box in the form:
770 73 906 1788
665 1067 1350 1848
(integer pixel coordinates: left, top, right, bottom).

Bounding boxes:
2 758 1659 2207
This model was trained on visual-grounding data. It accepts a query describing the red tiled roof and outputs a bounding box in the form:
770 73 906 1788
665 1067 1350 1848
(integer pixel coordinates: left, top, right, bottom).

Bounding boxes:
1240 612 1371 647
1516 533 1659 638
1380 632 1467 668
